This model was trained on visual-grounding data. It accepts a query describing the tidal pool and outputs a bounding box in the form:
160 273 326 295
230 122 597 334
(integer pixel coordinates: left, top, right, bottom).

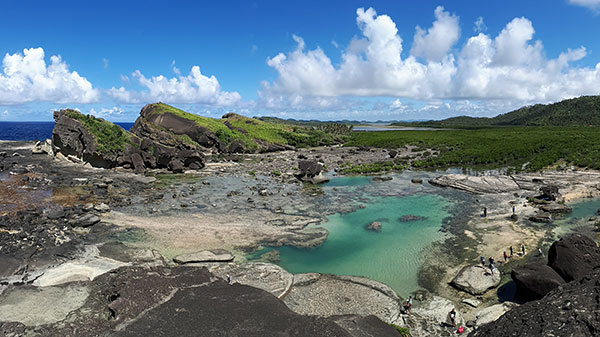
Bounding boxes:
552 198 600 237
250 175 455 297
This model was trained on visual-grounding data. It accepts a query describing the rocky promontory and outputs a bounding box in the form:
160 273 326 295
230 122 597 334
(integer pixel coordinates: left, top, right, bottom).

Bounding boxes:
50 102 345 174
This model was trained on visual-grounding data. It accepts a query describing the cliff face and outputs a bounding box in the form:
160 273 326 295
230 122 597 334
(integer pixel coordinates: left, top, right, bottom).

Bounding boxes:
52 109 137 168
51 107 205 173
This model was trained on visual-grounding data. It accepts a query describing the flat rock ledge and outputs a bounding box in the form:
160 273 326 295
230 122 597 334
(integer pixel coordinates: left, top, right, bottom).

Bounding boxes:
283 273 402 324
451 265 501 295
173 249 234 264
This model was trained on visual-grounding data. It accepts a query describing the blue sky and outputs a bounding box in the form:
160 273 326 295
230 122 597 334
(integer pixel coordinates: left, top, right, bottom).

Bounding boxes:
1 0 599 121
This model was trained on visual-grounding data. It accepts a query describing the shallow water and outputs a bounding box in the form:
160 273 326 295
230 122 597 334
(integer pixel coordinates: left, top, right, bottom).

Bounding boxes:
552 198 600 237
249 174 456 297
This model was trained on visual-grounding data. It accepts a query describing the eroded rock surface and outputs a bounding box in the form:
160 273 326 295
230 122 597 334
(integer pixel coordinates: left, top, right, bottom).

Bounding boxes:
451 265 501 295
469 270 600 337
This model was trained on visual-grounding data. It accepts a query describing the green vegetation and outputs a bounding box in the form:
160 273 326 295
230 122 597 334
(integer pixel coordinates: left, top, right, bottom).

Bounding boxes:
270 170 282 176
65 109 132 156
347 127 600 172
388 323 411 336
146 103 342 150
394 96 600 128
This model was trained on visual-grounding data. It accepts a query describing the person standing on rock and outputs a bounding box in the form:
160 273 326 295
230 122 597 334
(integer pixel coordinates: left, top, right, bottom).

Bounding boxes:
521 243 526 255
404 296 413 314
510 246 514 257
449 308 457 327
512 206 516 215
488 257 495 266
483 207 487 218
226 274 231 285
480 256 485 266
503 251 508 262
490 263 495 275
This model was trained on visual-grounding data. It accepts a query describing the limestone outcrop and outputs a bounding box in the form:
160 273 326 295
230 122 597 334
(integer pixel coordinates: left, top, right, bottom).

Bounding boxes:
450 265 501 295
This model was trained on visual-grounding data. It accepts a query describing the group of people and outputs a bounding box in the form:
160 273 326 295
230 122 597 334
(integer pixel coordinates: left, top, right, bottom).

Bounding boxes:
480 243 527 275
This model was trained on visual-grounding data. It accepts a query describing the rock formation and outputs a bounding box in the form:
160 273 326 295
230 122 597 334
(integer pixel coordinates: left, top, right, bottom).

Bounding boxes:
297 159 330 184
450 265 501 295
547 233 600 282
0 265 402 337
469 269 600 337
511 264 566 301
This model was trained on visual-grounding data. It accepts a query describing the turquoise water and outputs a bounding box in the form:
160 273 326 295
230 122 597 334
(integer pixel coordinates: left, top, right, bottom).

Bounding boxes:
251 176 454 297
552 198 600 237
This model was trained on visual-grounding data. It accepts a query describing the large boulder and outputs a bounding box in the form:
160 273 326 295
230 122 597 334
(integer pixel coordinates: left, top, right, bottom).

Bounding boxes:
472 303 517 329
511 263 566 301
450 265 501 295
297 159 330 184
548 234 600 282
52 109 122 168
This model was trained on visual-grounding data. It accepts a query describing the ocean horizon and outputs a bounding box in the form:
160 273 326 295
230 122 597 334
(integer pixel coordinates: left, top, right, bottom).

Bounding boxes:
0 121 135 141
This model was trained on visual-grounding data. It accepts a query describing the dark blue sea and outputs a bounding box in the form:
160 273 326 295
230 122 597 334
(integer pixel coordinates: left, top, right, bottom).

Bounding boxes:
0 122 135 141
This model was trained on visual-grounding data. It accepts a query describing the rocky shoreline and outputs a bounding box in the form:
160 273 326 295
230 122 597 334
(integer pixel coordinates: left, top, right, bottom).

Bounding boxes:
2 138 600 336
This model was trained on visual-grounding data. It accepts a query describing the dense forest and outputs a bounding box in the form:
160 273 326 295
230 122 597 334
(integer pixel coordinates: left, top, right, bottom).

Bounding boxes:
393 96 600 128
347 127 600 172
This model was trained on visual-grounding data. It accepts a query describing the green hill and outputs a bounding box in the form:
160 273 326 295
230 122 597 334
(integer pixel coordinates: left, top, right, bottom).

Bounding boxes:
393 96 600 128
138 103 344 151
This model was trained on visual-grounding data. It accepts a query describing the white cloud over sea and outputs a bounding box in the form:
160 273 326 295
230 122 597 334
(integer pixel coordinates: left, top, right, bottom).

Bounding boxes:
261 7 600 115
0 48 99 104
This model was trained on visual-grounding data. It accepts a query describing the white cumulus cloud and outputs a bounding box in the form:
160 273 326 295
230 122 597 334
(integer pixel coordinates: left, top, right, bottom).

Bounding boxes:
108 66 241 106
0 47 99 104
261 7 600 113
411 6 460 62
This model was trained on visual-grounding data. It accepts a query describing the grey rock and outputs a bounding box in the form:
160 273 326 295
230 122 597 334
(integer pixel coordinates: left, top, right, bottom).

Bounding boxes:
451 265 501 295
70 214 101 227
411 178 423 184
540 203 572 214
173 249 234 264
529 212 551 223
462 298 481 308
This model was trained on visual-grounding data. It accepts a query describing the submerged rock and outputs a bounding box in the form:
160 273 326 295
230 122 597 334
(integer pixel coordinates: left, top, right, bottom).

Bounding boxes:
450 265 501 295
366 221 382 232
398 215 426 222
372 176 392 182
